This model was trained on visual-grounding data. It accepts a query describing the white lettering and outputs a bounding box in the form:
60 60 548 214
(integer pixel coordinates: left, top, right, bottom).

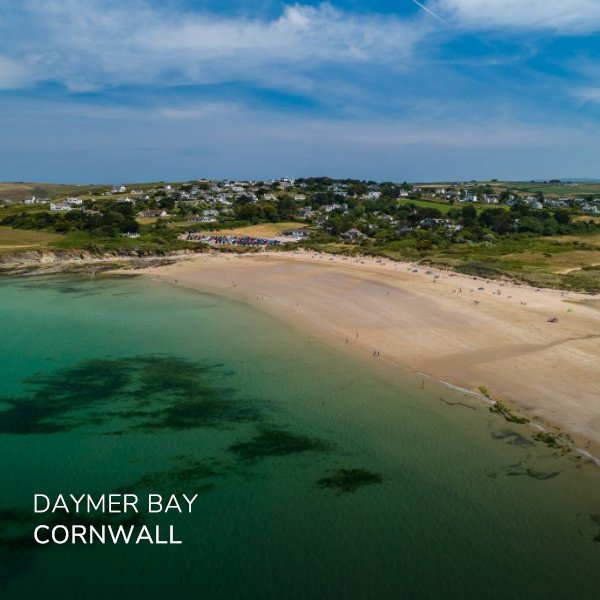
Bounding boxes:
182 494 198 513
135 525 154 544
34 494 50 513
34 525 49 544
51 525 69 544
164 495 182 513
148 494 162 513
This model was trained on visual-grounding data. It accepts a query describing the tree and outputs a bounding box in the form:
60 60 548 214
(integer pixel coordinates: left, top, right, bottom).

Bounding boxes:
554 209 571 225
460 205 477 225
518 216 544 234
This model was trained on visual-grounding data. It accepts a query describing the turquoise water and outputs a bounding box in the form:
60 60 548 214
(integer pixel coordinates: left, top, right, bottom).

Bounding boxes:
0 274 599 599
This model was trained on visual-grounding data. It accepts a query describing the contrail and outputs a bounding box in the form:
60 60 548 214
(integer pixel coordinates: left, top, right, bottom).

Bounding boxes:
409 0 445 22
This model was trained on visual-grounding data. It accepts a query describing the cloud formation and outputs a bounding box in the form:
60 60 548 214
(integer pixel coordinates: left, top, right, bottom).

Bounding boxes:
436 0 600 33
2 1 425 91
1 1 600 181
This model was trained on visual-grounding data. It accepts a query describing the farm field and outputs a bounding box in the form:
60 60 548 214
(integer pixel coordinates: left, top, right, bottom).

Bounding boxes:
0 226 61 253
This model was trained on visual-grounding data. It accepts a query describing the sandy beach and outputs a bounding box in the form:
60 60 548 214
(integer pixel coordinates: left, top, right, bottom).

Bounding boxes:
139 250 600 454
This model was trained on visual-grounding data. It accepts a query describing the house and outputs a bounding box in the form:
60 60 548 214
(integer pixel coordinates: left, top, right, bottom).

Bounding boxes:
281 229 308 240
121 232 141 238
482 195 499 204
396 226 414 236
341 228 366 240
461 192 478 203
50 203 73 211
294 194 306 201
322 203 348 213
277 178 294 190
137 210 167 218
545 199 567 208
65 197 83 205
297 206 316 219
112 185 127 193
419 218 447 228
363 191 382 201
582 204 600 215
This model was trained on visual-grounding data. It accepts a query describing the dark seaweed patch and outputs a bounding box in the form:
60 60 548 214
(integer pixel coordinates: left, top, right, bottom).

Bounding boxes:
117 456 223 494
229 426 328 460
503 461 560 480
0 355 260 434
591 515 600 543
490 428 534 448
439 397 478 411
317 468 383 494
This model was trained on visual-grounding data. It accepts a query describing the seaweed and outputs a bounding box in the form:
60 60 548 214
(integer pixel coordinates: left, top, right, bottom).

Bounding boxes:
591 515 600 543
228 426 329 460
489 401 530 424
317 468 383 494
439 397 477 411
0 355 261 434
533 431 564 448
490 428 534 448
503 462 560 480
117 456 222 494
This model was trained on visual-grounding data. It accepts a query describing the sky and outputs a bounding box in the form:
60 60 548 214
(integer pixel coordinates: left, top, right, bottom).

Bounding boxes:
2 0 600 183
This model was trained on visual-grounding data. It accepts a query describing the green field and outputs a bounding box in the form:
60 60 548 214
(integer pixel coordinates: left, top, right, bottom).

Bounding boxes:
397 198 453 213
490 181 600 197
0 226 61 253
0 182 106 201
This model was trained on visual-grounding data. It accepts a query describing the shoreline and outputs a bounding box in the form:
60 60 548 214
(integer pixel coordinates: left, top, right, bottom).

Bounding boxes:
130 250 600 459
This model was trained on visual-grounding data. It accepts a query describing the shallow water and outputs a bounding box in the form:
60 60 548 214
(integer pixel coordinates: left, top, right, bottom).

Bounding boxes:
0 274 599 599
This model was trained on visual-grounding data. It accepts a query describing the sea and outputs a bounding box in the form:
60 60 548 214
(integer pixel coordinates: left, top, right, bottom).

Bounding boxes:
0 273 599 599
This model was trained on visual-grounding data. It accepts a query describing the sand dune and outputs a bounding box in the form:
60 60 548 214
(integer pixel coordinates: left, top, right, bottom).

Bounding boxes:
141 251 600 452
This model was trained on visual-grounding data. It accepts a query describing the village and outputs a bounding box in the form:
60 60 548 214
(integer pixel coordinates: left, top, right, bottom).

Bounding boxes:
1 177 599 291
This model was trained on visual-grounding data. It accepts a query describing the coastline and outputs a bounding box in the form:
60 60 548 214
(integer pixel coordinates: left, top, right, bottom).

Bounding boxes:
131 250 600 457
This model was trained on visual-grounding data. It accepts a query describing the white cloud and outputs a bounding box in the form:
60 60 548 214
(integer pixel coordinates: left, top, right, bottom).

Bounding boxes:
574 87 600 104
0 1 426 91
0 55 32 89
434 0 600 33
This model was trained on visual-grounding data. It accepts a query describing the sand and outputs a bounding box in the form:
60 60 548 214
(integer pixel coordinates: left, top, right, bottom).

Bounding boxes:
139 250 600 454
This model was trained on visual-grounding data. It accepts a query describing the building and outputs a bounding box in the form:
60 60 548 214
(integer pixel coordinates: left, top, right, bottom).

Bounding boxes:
341 228 366 240
137 210 167 218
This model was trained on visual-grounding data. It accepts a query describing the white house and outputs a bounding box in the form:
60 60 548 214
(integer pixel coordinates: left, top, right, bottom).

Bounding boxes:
363 191 382 201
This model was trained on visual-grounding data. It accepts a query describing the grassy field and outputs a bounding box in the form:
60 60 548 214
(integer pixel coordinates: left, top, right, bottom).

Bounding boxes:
0 226 62 253
491 182 600 197
315 232 600 292
398 199 453 213
425 234 600 291
0 182 105 201
397 198 507 214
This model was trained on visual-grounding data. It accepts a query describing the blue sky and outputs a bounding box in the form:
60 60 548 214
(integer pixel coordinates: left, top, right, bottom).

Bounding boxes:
2 0 600 182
